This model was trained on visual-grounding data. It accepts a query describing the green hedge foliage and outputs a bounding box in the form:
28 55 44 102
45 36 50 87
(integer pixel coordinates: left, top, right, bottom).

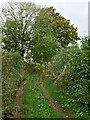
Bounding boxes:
2 51 32 118
47 37 89 117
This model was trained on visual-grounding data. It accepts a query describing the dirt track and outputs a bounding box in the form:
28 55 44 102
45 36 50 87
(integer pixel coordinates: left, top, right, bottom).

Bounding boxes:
13 73 75 119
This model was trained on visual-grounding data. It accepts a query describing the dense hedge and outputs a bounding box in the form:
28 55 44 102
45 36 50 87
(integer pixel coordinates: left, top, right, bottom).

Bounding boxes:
46 37 89 117
2 51 32 118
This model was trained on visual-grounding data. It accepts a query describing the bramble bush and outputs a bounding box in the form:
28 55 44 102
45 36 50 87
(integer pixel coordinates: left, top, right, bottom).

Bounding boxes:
2 51 33 118
47 37 89 117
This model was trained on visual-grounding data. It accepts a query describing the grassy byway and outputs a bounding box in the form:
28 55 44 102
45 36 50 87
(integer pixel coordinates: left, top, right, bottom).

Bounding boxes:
21 72 62 118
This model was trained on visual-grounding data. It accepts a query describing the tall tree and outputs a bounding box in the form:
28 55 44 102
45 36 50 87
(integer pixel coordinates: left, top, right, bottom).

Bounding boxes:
34 7 80 48
29 8 58 63
53 16 79 47
1 2 40 57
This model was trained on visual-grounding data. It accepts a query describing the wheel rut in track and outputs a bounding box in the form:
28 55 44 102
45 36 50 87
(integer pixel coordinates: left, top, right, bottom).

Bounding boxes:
40 74 75 118
13 75 32 118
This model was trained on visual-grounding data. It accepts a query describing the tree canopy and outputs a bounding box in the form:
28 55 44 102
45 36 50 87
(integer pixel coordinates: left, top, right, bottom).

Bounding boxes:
1 3 80 62
26 6 80 63
33 7 80 48
1 2 40 57
29 8 58 63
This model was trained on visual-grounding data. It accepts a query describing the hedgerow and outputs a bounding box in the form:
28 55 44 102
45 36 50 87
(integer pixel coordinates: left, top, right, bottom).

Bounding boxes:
46 37 89 117
2 51 32 118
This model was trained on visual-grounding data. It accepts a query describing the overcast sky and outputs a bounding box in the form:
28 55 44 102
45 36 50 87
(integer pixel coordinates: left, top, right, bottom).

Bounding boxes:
0 0 89 37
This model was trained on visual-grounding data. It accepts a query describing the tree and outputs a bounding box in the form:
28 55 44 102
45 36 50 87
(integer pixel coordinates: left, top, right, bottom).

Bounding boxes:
1 2 39 57
28 8 58 63
26 6 79 63
34 7 80 48
53 16 79 47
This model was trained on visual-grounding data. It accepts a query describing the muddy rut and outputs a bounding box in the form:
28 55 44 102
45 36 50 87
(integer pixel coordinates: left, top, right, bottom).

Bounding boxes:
13 75 31 118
